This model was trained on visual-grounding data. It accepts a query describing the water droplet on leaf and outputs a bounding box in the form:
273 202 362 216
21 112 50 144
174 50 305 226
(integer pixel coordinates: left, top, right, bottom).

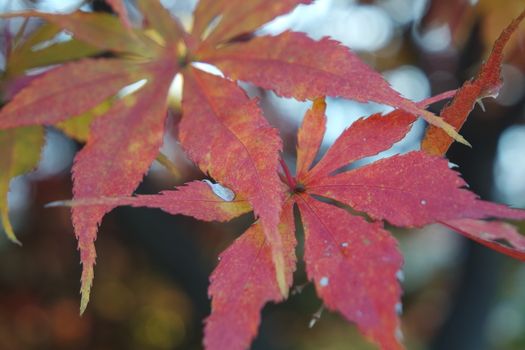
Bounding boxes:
396 270 405 282
203 179 235 201
319 276 329 287
395 302 403 315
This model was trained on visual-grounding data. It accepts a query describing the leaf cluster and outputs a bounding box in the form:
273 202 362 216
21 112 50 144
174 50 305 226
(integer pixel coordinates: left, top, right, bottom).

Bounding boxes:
0 2 524 349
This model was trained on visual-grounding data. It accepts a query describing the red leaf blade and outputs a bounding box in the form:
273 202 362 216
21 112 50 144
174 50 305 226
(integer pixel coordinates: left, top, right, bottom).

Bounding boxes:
180 68 287 293
442 219 525 261
204 201 296 350
297 195 403 350
136 0 186 44
304 93 457 181
130 181 252 221
192 0 311 44
296 98 326 179
53 180 253 222
202 32 466 143
0 59 140 129
202 32 406 104
309 152 495 227
72 59 176 313
305 111 416 182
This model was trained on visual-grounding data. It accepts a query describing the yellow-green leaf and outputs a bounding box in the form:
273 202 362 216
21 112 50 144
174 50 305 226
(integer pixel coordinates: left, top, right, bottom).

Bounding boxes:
0 126 44 244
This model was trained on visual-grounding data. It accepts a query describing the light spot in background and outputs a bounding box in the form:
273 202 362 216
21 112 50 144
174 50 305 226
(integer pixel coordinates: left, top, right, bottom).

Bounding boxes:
342 5 393 51
267 91 312 124
496 64 524 106
262 1 393 52
159 0 196 31
0 0 33 35
31 32 73 52
384 65 431 102
322 99 371 146
260 0 332 35
414 23 452 52
0 51 5 71
168 73 184 106
400 224 462 292
319 276 329 287
350 66 430 163
487 302 524 347
380 0 428 25
191 62 224 77
7 177 30 213
35 0 84 13
31 129 76 180
118 79 148 98
494 125 525 207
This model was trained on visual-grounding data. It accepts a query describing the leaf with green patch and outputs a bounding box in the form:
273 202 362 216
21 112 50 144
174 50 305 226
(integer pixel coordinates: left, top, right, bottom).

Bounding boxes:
72 57 177 314
0 59 142 129
0 10 154 56
0 126 44 244
192 0 311 44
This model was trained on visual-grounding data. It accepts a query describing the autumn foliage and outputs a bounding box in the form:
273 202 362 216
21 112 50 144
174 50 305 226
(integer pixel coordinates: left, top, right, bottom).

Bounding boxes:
0 1 525 349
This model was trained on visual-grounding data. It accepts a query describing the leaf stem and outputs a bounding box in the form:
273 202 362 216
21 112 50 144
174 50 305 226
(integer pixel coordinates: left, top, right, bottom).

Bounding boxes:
279 157 296 189
156 151 182 179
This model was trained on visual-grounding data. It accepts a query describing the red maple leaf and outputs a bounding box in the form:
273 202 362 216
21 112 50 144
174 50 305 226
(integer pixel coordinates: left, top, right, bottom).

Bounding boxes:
60 91 525 350
0 2 524 350
0 0 461 313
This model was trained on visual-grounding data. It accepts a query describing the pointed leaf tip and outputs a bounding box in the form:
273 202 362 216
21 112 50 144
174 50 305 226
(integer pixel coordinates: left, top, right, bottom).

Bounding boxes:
79 263 94 315
273 250 289 297
0 210 22 245
422 9 525 155
205 201 296 350
296 97 327 179
0 126 44 245
297 196 403 349
72 57 176 317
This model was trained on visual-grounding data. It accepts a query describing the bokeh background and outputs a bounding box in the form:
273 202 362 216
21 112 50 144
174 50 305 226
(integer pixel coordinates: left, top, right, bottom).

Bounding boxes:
1 0 525 349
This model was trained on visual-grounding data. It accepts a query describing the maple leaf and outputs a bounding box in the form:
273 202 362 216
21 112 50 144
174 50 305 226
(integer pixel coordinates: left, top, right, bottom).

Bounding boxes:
0 127 44 244
193 0 312 45
0 59 142 128
419 8 525 260
422 9 525 155
72 55 177 314
199 31 466 144
2 22 101 79
0 10 157 55
59 87 525 350
0 1 523 338
287 93 525 349
51 180 252 223
205 200 296 350
297 196 403 350
180 67 287 293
